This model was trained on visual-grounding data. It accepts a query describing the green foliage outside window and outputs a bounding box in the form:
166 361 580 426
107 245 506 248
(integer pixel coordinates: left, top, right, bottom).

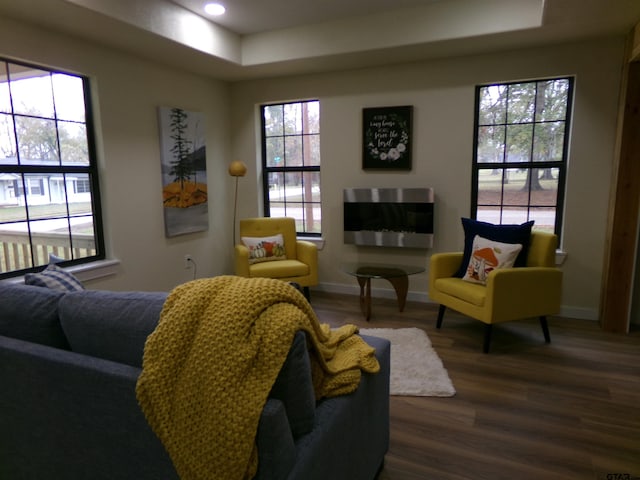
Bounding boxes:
473 77 573 237
261 100 321 235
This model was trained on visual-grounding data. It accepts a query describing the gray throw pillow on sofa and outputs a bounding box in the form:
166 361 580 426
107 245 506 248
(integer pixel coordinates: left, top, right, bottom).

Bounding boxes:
59 290 168 368
24 263 85 292
0 283 69 349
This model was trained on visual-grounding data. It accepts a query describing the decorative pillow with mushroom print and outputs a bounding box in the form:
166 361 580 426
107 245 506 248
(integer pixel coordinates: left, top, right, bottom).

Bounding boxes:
462 235 523 285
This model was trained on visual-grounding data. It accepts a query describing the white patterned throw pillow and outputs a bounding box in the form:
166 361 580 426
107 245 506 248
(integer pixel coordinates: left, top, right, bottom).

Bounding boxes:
242 234 287 264
462 235 523 285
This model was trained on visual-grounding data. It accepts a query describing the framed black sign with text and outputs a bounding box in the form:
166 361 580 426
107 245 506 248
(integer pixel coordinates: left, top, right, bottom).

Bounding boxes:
362 105 413 170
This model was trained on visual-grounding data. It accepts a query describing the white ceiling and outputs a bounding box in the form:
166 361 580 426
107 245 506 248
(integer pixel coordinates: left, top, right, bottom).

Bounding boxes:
0 0 638 81
170 0 444 35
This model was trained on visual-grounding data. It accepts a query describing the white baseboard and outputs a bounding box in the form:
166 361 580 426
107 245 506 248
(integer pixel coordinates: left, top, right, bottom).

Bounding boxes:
314 281 429 303
314 281 599 321
558 306 598 321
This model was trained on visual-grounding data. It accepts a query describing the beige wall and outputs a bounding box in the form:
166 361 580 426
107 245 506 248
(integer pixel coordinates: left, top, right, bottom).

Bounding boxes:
230 38 626 320
0 14 627 319
0 17 233 292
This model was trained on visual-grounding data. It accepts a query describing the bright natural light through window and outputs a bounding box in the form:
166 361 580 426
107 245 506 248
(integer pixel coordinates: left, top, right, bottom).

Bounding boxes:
0 58 104 278
472 77 574 238
261 100 321 236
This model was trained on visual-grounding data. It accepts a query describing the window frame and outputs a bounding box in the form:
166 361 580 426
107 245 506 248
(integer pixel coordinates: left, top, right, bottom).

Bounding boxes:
260 99 321 236
471 76 574 240
0 57 105 279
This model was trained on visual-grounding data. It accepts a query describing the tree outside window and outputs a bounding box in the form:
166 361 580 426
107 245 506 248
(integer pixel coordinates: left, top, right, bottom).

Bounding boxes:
261 100 321 235
0 58 104 277
472 77 573 237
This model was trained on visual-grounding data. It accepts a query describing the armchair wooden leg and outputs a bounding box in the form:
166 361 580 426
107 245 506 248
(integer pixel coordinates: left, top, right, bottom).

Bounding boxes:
539 316 551 343
483 324 493 353
436 305 446 329
303 286 311 302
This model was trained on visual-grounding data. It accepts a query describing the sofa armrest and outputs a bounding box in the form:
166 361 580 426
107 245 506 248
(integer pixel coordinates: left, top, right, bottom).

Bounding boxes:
287 334 390 480
234 244 250 277
485 267 563 322
0 335 178 480
255 398 296 480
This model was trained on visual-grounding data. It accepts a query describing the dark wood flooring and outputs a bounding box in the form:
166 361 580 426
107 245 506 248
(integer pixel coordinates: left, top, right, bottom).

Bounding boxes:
310 291 640 480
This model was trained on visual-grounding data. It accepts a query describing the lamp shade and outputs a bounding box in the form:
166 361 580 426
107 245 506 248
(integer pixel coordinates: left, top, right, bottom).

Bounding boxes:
228 160 247 177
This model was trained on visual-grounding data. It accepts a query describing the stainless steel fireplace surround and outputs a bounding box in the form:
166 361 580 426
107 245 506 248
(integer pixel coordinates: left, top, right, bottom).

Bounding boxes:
343 187 434 248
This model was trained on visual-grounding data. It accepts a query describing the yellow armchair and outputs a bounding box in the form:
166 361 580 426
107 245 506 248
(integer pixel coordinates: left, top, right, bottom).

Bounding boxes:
235 217 318 299
429 231 562 353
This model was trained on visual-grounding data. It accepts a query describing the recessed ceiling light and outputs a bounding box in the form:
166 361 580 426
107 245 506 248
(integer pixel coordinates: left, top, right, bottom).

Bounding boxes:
204 2 225 16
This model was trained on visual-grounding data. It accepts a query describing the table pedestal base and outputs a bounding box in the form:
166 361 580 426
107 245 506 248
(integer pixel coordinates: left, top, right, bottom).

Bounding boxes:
357 272 409 321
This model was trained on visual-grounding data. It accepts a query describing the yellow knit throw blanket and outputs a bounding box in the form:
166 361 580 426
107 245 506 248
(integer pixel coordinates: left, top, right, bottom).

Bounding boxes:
136 276 379 480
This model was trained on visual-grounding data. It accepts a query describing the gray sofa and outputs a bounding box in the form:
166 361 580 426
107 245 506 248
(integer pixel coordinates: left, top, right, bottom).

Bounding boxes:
0 283 390 480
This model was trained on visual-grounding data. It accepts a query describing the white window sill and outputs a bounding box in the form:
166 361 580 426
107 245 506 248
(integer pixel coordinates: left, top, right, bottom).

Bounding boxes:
1 258 120 285
67 259 121 282
298 236 325 250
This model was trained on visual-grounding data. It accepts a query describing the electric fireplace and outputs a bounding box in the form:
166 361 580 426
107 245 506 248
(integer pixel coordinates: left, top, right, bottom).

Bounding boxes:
343 187 434 248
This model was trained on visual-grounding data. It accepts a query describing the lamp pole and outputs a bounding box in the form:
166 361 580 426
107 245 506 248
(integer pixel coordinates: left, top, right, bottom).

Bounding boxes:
228 160 247 247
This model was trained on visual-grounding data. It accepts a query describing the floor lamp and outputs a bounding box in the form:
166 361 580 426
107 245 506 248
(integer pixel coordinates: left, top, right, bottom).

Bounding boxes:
228 160 247 247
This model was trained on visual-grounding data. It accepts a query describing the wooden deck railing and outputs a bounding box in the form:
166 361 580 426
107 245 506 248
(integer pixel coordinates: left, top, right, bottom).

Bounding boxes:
0 230 96 272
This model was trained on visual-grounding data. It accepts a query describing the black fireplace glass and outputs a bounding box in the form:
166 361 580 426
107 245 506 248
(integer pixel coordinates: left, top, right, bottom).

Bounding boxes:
344 202 433 234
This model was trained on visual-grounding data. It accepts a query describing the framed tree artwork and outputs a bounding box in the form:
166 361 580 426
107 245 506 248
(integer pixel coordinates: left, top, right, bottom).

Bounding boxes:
362 105 413 170
158 107 208 237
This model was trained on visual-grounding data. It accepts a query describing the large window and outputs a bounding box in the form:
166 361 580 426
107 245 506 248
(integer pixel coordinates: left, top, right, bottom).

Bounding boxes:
0 58 104 278
261 100 321 235
472 77 573 237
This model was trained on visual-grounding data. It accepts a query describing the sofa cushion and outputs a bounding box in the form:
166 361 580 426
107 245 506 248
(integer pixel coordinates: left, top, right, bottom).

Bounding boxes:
0 283 69 349
59 290 167 368
255 398 296 480
269 331 316 438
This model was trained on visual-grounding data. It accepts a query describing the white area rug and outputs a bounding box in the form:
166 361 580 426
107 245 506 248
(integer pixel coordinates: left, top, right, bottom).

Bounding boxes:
360 327 456 397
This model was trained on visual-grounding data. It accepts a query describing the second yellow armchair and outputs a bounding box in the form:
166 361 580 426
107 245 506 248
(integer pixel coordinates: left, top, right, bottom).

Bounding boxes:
234 217 318 299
